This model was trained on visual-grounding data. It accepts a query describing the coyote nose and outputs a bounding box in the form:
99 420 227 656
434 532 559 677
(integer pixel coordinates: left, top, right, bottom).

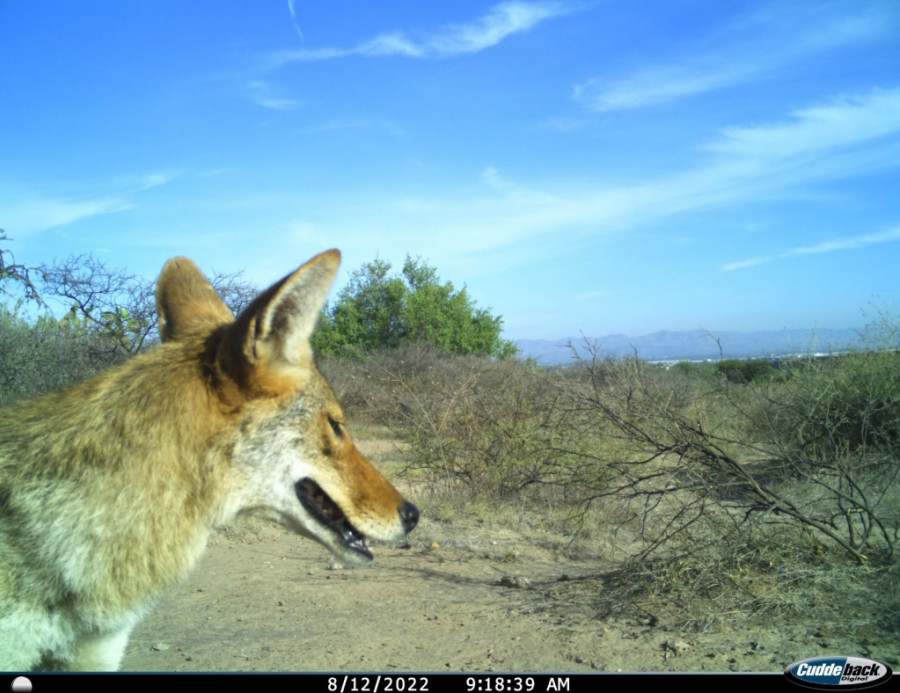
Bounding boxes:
399 501 419 534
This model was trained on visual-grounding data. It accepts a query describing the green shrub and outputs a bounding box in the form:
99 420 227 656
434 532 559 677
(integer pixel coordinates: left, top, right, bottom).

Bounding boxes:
772 351 900 457
313 256 517 359
715 358 775 383
0 308 127 406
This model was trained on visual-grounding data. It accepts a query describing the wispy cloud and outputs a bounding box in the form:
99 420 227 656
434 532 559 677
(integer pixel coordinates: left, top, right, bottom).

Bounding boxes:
242 80 304 110
346 88 900 271
137 172 179 190
574 289 613 302
481 166 557 203
305 118 406 137
0 195 133 237
568 90 900 227
573 64 756 113
723 227 900 271
707 89 900 160
573 2 894 112
266 2 570 66
0 172 180 236
286 0 304 40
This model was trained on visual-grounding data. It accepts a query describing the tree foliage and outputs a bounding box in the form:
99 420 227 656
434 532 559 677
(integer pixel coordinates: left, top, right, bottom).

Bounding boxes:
312 256 517 358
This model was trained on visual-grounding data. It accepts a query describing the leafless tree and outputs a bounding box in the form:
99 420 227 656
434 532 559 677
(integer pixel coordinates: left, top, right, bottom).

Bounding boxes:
0 231 41 303
38 254 259 355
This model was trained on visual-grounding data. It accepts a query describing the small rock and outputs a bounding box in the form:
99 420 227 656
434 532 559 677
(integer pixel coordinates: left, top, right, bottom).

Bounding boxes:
500 575 531 589
663 639 690 656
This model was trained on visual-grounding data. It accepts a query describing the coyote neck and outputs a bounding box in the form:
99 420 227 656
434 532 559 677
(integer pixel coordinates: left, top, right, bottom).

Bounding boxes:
1 342 242 610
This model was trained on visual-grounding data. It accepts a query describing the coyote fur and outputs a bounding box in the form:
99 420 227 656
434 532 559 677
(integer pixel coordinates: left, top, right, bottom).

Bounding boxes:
0 249 418 671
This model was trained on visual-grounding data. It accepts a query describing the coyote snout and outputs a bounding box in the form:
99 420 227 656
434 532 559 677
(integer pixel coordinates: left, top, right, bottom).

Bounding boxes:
0 249 417 671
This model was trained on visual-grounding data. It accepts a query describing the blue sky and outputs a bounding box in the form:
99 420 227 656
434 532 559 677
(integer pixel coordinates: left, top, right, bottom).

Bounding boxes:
2 1 899 340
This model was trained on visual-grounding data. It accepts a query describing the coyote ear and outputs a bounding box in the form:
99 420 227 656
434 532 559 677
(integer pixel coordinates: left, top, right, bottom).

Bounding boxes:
156 257 234 342
236 249 340 369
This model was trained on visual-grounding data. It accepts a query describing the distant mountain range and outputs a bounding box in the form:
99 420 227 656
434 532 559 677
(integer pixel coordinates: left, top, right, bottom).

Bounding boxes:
515 328 866 365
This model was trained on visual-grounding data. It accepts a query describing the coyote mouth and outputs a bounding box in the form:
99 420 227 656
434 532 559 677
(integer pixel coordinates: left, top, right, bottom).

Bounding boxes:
295 479 373 560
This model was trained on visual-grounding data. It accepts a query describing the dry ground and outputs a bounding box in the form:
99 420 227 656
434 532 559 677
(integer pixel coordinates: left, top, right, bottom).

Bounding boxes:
122 439 899 673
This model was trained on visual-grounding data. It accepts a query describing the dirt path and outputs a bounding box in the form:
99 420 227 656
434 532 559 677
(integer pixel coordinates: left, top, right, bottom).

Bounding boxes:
120 516 890 673
122 439 898 673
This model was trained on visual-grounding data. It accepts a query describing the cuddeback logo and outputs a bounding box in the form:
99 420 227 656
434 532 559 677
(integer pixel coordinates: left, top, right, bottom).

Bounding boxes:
785 656 893 690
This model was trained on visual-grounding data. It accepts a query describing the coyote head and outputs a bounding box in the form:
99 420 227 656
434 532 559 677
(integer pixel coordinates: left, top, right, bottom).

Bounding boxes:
156 250 418 563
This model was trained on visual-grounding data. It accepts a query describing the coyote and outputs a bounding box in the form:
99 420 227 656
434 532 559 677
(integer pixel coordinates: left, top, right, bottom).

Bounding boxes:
0 249 418 671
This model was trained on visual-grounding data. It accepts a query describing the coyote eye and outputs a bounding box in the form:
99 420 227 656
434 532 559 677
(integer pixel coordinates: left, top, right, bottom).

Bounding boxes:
328 417 344 439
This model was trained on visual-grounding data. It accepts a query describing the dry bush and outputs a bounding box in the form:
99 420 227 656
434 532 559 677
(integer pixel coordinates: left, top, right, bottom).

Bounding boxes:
323 342 898 566
548 347 899 632
324 344 597 501
570 345 899 566
322 341 898 634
